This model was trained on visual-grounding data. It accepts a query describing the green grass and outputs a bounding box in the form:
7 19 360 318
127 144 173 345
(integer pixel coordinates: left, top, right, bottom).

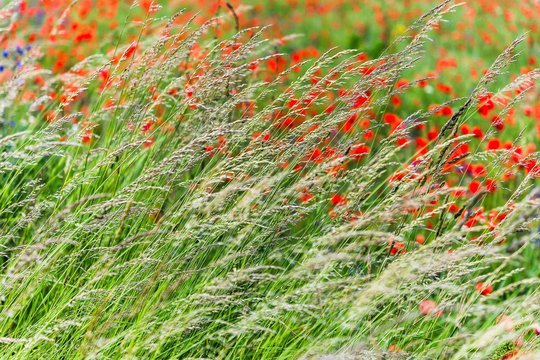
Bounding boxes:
0 0 538 359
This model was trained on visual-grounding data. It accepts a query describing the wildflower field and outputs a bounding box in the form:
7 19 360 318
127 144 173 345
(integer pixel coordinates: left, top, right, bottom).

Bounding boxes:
0 0 539 358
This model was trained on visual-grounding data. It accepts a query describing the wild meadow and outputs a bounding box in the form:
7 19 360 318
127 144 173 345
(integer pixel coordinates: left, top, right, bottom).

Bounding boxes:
0 0 539 359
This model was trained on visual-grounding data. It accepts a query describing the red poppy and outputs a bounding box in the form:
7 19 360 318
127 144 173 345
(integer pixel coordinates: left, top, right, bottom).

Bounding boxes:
486 138 500 150
419 300 442 317
475 282 493 296
299 190 314 203
472 126 484 139
485 178 497 193
307 148 323 162
143 137 155 149
81 129 92 145
330 194 347 206
267 55 287 73
478 93 495 117
350 143 370 160
469 180 481 194
390 241 405 255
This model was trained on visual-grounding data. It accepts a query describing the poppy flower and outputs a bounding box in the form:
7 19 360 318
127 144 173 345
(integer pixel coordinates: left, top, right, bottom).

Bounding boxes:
485 178 497 193
121 42 138 60
140 0 161 13
352 91 371 109
307 148 323 162
469 180 481 194
472 164 487 177
142 119 153 133
350 143 370 160
472 126 484 139
490 115 504 131
436 83 453 94
383 113 400 127
415 137 429 154
81 129 92 145
475 282 493 295
419 300 442 317
448 202 460 213
441 105 453 116
487 138 500 150
478 93 495 117
299 190 313 203
330 194 347 206
427 128 438 141
267 55 287 73
143 137 155 149
389 241 405 255
363 130 374 141
396 137 410 147
342 114 358 132
464 207 484 228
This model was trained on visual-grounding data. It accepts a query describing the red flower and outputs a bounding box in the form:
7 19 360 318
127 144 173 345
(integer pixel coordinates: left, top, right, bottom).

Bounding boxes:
472 164 487 177
469 180 481 194
441 105 453 117
342 114 358 132
350 143 370 160
415 137 429 155
81 129 92 145
472 126 484 139
143 137 155 149
390 241 405 255
140 0 161 13
299 190 314 203
427 128 438 140
307 148 323 162
437 83 453 94
487 138 500 150
142 119 153 133
352 91 371 109
267 55 287 73
363 130 374 141
478 93 495 117
396 137 409 147
122 42 138 59
475 282 493 296
485 178 497 193
383 113 400 126
248 60 259 71
447 203 459 213
419 300 442 317
490 115 504 131
330 194 347 206
464 207 484 228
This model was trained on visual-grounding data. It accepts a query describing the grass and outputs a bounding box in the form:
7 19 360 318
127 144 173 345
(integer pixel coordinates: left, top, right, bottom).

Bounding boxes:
0 0 538 359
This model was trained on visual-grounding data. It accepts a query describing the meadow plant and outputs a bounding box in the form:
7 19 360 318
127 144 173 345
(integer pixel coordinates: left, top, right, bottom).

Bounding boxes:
0 0 538 359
